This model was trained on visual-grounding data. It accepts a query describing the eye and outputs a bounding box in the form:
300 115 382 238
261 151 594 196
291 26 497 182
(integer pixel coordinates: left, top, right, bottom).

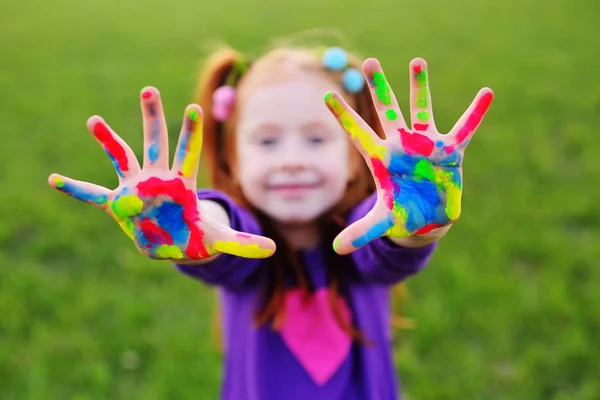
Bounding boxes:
259 137 278 146
307 136 326 145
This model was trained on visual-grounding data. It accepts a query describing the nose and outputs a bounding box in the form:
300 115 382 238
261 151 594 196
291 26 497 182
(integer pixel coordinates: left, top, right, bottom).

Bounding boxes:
279 142 307 172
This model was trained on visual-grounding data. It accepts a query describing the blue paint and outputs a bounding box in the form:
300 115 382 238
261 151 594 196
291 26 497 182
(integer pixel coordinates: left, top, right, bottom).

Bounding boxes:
148 103 157 117
175 128 191 165
107 153 125 178
150 202 190 244
148 143 160 164
394 180 439 232
58 181 108 205
388 153 419 176
351 214 394 248
436 140 444 147
148 119 161 163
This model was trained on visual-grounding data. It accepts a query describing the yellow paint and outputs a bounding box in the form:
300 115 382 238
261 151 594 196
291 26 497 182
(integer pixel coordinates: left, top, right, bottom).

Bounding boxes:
155 244 184 259
181 109 203 178
325 93 386 159
52 176 65 187
444 183 462 220
388 207 410 237
213 240 273 259
117 219 135 240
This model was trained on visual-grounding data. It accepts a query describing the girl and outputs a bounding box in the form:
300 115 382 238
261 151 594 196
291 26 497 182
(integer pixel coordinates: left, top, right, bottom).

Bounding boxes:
48 45 493 399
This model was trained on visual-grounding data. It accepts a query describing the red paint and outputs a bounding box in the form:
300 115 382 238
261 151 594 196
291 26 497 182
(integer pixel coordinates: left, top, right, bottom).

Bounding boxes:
142 91 152 99
415 222 444 235
398 128 434 156
413 65 422 74
454 91 493 146
413 124 429 131
371 157 394 209
93 122 129 173
140 218 173 245
137 177 211 258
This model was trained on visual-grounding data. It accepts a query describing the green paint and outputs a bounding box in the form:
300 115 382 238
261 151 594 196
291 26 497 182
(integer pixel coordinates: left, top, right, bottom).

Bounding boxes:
416 88 429 108
333 237 341 252
386 109 397 120
372 72 392 105
414 159 435 181
188 109 198 121
416 70 427 87
416 111 430 121
111 195 144 219
324 92 333 102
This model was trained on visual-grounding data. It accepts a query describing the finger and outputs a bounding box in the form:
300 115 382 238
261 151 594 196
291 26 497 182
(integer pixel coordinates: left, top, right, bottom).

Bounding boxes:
409 58 437 133
48 173 111 209
141 87 170 169
87 116 141 180
333 206 395 255
362 58 409 133
172 104 203 180
212 227 276 259
447 88 494 151
324 91 387 162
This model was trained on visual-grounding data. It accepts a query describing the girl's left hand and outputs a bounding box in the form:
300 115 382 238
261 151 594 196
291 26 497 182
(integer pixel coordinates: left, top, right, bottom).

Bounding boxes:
325 57 493 255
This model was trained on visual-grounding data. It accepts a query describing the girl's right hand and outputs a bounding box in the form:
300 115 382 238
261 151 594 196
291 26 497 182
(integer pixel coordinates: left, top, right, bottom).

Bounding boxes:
48 87 276 261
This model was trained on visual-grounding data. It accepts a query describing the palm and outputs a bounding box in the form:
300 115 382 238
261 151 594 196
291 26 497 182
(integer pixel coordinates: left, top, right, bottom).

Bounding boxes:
325 58 493 254
49 87 275 261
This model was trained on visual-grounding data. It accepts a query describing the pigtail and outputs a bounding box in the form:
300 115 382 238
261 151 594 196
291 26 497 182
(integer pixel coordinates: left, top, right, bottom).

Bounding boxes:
194 48 247 197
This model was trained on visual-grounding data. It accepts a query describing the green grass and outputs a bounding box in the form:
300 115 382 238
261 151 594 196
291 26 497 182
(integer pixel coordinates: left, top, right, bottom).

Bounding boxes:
1 0 599 398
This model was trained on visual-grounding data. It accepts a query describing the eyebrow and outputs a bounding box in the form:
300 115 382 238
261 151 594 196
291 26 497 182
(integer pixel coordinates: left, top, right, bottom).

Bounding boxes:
300 121 336 136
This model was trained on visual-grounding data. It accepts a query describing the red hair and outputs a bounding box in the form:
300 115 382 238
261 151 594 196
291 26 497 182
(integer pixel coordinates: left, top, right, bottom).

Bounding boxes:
195 45 410 342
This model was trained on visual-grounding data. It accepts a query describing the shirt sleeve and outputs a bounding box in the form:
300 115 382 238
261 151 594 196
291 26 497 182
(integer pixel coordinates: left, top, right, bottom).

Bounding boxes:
349 193 437 285
174 189 266 290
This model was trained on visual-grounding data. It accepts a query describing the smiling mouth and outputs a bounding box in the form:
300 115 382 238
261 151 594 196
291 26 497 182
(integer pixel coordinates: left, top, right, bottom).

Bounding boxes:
267 183 320 197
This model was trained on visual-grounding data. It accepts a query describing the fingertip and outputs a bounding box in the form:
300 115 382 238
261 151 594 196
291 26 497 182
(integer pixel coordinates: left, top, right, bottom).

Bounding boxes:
141 86 160 100
86 115 104 132
332 235 353 255
185 104 204 120
47 173 63 188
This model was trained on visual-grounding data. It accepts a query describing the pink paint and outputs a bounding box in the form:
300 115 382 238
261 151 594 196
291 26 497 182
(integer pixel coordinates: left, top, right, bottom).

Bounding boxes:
371 157 394 209
139 218 173 244
444 145 455 154
137 177 210 258
399 128 434 156
454 91 493 146
236 233 251 239
413 123 429 131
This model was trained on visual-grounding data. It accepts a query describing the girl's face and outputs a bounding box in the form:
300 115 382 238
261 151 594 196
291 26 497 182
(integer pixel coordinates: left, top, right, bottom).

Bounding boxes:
235 75 351 225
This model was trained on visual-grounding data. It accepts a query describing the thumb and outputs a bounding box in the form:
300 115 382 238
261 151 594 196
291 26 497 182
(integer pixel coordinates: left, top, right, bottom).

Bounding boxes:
211 226 276 259
333 206 395 255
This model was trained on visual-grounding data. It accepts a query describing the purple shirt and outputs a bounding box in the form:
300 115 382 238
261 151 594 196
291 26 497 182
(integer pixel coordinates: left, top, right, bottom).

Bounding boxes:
177 190 436 400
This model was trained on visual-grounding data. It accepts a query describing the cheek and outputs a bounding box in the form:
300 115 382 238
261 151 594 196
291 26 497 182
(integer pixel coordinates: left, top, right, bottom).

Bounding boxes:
236 147 265 183
321 143 350 192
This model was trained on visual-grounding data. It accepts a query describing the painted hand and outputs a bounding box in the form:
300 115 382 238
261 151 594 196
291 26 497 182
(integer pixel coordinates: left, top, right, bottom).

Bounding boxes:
325 58 493 254
48 87 275 261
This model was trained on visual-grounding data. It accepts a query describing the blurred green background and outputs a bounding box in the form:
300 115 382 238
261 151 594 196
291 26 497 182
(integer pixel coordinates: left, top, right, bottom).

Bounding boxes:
1 0 599 398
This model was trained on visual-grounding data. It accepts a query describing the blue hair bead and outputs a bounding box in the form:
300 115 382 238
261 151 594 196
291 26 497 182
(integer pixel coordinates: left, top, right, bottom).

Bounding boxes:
322 47 348 71
342 68 365 93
